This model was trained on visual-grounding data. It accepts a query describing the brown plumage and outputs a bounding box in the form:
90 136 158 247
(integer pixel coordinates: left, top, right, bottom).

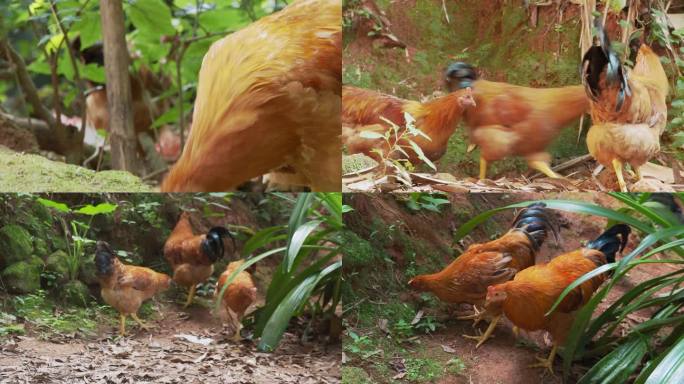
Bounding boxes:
215 260 258 341
95 241 171 336
582 23 668 192
342 85 476 163
163 212 234 307
408 203 558 347
485 224 630 372
445 63 590 179
161 0 341 192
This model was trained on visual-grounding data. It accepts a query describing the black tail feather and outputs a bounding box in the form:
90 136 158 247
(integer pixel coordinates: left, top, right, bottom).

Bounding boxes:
581 18 631 111
511 203 560 250
201 227 236 262
586 224 631 264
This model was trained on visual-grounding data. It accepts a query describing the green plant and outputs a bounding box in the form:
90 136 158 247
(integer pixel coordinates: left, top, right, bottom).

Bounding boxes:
360 113 437 182
37 197 117 282
405 192 450 212
453 193 684 383
414 315 443 334
404 357 442 382
12 290 98 337
214 193 344 352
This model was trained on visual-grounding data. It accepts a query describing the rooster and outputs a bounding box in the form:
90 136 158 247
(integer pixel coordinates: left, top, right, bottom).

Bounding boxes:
445 62 590 179
485 224 631 372
408 203 558 347
581 20 669 192
161 0 341 192
215 259 258 341
342 85 476 163
164 212 236 307
94 241 172 336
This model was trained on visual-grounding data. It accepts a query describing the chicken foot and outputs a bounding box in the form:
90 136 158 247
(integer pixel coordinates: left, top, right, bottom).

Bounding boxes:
462 314 501 348
479 156 488 180
456 305 485 327
184 285 197 308
529 344 557 374
131 313 151 330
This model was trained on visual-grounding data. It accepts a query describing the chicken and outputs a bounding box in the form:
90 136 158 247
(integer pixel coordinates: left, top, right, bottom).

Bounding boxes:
484 224 631 372
342 86 476 163
445 62 590 179
161 0 341 192
581 21 669 192
164 212 235 307
214 259 258 341
408 203 558 347
94 241 171 336
76 41 156 155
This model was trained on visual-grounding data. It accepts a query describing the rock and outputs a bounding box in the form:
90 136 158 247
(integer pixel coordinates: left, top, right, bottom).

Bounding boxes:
34 238 50 259
45 250 71 283
0 225 34 265
1 257 44 293
60 280 91 307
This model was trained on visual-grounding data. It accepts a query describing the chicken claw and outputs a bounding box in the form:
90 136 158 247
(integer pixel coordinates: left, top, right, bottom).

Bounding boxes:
462 315 500 348
528 160 562 179
131 313 151 330
456 305 484 327
529 345 557 374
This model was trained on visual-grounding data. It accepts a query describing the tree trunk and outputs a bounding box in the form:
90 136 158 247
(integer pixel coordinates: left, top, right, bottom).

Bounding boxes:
99 0 142 174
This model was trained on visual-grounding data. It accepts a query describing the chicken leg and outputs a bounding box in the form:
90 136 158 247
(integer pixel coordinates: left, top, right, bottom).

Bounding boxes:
479 156 488 180
612 158 628 192
119 314 127 336
184 285 197 308
456 305 485 327
462 315 500 348
529 345 557 374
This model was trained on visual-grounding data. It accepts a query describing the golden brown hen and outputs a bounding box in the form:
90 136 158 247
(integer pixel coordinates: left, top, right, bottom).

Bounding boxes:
342 85 476 163
215 259 258 341
161 0 341 192
164 212 235 308
95 241 171 336
408 203 558 347
581 21 669 192
445 63 589 179
485 224 630 372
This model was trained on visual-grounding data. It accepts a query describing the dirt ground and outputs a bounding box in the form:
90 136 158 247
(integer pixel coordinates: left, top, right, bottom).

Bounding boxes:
0 301 341 384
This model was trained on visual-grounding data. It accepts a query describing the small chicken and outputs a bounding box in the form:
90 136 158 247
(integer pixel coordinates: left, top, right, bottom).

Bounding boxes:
215 259 258 341
164 212 235 307
161 0 341 192
94 241 171 336
445 62 590 179
408 203 558 347
342 85 476 163
581 20 669 192
485 224 631 372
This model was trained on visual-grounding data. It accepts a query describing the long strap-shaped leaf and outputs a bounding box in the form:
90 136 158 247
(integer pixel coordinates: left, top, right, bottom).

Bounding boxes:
257 260 341 352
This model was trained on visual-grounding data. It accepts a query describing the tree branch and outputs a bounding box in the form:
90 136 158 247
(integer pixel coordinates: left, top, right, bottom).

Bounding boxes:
0 39 57 129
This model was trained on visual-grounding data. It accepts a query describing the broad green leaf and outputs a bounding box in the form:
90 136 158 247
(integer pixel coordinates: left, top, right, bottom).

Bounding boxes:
37 198 70 213
286 220 323 272
126 0 175 40
408 140 436 170
72 12 101 49
76 203 118 216
80 63 105 83
198 7 248 32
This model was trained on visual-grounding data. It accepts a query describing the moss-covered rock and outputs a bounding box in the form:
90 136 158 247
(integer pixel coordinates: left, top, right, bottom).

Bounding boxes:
60 280 91 307
0 224 34 265
0 146 153 192
1 256 44 293
34 238 50 259
45 250 71 283
78 256 98 285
